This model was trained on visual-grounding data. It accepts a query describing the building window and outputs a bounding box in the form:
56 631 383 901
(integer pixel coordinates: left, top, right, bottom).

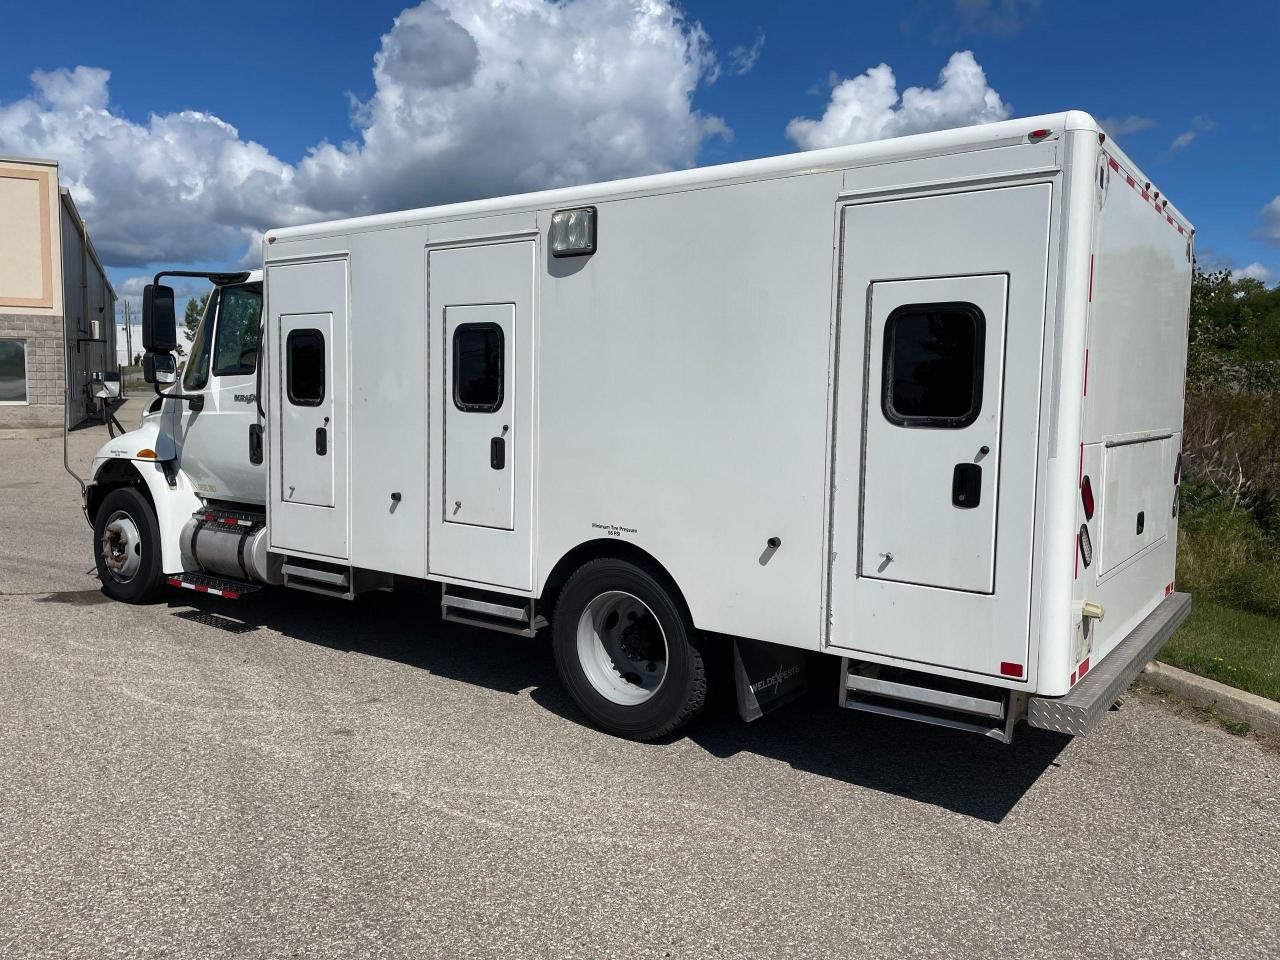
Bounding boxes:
0 339 28 403
286 328 325 406
452 323 504 412
882 302 985 428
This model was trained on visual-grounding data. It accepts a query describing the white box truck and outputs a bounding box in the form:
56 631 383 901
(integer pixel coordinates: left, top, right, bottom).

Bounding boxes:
86 111 1192 742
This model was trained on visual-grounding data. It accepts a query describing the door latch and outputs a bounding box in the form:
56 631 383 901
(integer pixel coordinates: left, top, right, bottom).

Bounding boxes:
952 463 982 509
490 435 506 470
315 426 327 455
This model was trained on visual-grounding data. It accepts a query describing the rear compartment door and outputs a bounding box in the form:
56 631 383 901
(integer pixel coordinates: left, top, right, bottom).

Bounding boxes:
828 184 1053 679
859 274 1008 593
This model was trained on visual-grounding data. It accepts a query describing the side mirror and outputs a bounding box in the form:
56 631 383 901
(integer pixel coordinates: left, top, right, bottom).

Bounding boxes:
142 284 178 353
143 352 177 385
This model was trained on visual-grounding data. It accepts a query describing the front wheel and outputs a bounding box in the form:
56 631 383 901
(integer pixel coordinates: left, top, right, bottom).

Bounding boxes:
93 486 165 603
552 558 707 741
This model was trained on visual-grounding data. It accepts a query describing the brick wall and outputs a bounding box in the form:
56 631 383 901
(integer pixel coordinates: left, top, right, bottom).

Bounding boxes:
0 313 66 429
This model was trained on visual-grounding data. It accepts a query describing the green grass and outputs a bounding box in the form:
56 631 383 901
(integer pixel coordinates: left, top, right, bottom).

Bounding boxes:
1159 599 1280 702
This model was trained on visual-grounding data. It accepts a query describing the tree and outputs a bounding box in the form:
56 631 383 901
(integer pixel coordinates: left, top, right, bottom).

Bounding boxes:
1187 267 1280 393
180 293 209 360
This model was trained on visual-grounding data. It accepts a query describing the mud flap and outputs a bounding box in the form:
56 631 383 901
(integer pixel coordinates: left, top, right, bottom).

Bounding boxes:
733 637 807 722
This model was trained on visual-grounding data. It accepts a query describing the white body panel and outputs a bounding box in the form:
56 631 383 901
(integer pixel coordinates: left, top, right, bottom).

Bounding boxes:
241 112 1192 697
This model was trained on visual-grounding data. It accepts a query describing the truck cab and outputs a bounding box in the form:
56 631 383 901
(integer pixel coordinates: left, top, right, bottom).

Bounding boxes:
86 270 270 603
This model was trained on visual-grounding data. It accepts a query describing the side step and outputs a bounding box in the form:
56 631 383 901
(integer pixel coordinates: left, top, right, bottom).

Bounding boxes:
840 660 1025 743
281 557 393 600
442 584 546 637
167 571 261 600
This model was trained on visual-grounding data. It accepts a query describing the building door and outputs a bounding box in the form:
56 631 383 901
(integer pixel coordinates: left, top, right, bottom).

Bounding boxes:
268 258 348 559
428 240 535 590
827 184 1053 679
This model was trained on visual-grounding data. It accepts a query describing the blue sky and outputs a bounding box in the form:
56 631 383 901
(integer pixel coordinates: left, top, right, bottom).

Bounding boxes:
0 0 1276 355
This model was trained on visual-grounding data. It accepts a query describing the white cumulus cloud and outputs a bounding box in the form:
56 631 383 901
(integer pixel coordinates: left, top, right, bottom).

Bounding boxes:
785 51 1009 151
1236 262 1273 283
0 0 725 269
1254 195 1280 247
1098 115 1156 137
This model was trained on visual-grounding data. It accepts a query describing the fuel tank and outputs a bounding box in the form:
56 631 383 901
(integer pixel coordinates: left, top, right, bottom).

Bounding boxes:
179 513 284 585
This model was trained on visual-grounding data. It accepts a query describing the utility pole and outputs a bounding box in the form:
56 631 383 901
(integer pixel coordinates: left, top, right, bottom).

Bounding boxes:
122 300 134 398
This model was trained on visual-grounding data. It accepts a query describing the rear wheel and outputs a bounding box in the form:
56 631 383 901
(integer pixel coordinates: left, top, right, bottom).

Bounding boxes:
552 558 707 741
93 486 165 603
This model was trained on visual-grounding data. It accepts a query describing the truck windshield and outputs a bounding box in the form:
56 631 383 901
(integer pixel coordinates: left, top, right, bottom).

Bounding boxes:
182 283 263 390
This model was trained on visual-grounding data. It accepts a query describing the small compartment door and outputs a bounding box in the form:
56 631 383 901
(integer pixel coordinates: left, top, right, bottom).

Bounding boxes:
859 275 1008 594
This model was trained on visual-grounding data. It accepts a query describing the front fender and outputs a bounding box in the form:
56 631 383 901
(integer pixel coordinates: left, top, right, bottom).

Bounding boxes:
92 413 176 464
90 428 198 576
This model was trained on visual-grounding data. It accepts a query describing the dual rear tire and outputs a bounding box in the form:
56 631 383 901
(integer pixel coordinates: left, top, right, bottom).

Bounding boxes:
551 558 708 741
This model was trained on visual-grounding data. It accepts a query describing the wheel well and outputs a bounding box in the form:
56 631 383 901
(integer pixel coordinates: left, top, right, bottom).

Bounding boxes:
87 460 154 523
540 539 693 625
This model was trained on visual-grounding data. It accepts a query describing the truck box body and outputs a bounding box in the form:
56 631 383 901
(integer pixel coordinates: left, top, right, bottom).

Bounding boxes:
257 112 1192 707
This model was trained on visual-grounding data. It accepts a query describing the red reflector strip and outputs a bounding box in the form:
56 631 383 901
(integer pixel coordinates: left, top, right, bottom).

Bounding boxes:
1070 671 1077 686
1079 657 1091 677
1104 153 1188 235
1000 661 1024 679
1165 582 1174 596
166 576 237 599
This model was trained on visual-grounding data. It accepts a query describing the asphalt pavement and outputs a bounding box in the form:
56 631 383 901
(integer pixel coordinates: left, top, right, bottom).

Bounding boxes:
1 406 1277 959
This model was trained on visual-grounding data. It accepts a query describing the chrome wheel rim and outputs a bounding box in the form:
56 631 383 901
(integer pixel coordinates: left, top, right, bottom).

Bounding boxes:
576 591 668 706
100 510 142 583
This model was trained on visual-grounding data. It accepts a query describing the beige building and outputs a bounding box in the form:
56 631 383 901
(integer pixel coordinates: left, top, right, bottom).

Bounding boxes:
1 156 118 429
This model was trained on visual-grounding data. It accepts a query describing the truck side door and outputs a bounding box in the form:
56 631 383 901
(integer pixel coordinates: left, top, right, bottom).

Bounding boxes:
176 283 265 505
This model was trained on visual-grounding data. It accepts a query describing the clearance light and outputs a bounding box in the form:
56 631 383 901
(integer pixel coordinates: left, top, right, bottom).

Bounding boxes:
1081 475 1095 520
550 206 597 258
136 448 157 459
1000 661 1024 679
1028 128 1052 142
1078 524 1094 568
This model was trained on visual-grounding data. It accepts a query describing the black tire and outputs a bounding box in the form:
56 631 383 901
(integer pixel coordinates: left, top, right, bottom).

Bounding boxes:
93 486 165 604
552 558 707 741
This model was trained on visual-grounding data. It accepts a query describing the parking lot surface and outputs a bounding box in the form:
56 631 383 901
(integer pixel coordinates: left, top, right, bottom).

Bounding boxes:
1 410 1277 959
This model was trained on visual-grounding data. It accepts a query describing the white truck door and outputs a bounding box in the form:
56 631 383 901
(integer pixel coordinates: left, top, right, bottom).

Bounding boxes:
859 274 1008 593
268 258 349 559
428 240 535 590
173 283 265 505
828 184 1052 679
443 303 515 530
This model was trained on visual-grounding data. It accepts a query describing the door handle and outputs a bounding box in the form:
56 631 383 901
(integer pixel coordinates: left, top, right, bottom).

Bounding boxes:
490 435 505 470
316 426 327 456
249 424 263 465
952 462 981 509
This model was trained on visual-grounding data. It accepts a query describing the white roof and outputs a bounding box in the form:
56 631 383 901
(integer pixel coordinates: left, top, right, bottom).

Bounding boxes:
267 111 1190 244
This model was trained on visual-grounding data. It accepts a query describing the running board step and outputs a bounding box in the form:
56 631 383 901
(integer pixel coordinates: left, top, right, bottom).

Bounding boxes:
840 660 1024 743
167 571 261 599
442 585 546 637
282 559 353 599
281 559 393 600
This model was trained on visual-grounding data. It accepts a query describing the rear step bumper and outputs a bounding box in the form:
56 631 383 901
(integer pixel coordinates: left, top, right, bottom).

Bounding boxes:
1027 591 1191 736
167 572 261 599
